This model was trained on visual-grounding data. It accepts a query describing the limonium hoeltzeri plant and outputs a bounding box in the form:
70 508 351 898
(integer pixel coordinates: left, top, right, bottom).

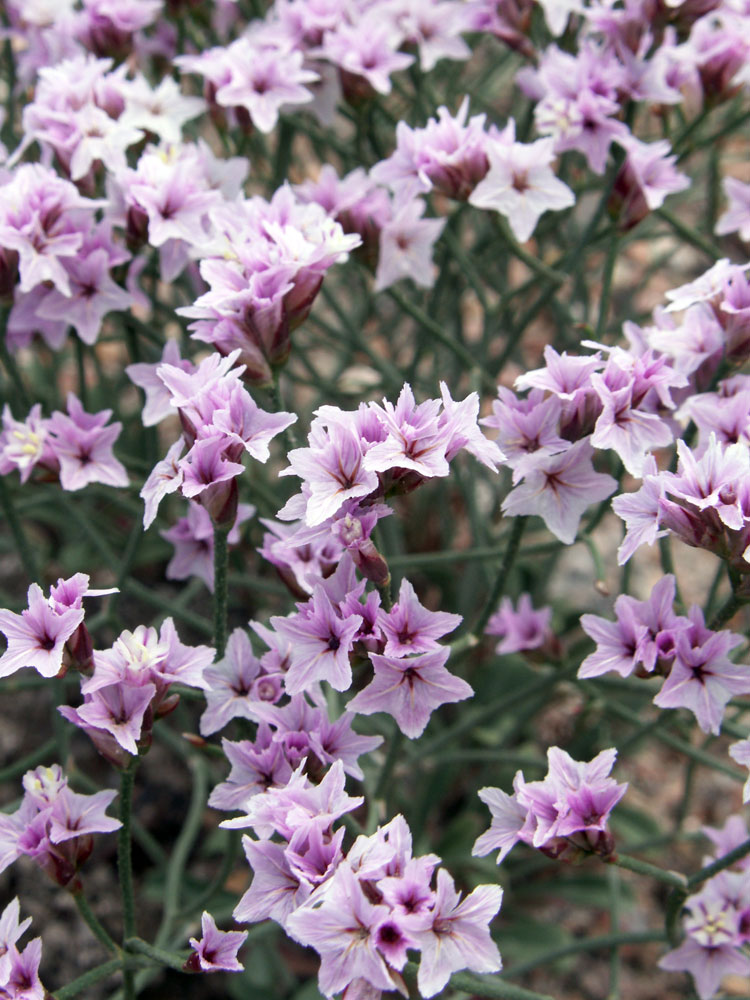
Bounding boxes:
3 0 750 998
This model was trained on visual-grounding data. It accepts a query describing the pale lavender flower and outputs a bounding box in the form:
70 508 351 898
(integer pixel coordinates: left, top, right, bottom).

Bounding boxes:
469 122 575 242
270 586 362 695
348 648 473 739
589 371 674 477
578 601 649 679
126 339 194 427
322 17 413 96
140 438 185 528
610 135 690 229
0 900 32 986
415 869 503 997
370 97 489 201
84 617 212 695
162 503 254 592
208 734 293 812
0 164 100 295
0 583 84 680
1 936 44 1000
374 196 445 292
472 787 527 865
61 681 157 756
501 439 618 544
200 629 263 737
611 456 666 564
35 247 133 345
186 912 247 973
48 787 122 843
364 384 448 478
0 405 54 483
474 747 626 863
481 389 569 483
47 394 128 492
659 937 750 1000
486 594 552 655
233 836 313 927
653 608 750 734
377 578 461 656
716 177 750 242
285 863 398 997
222 760 363 840
280 420 379 527
438 382 506 470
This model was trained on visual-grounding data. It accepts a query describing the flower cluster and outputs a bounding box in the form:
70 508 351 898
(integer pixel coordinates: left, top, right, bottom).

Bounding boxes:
0 395 127 491
0 573 113 680
659 816 750 999
177 185 361 383
473 747 627 864
140 349 295 528
0 764 121 888
267 381 503 587
579 575 750 735
224 760 503 999
60 616 213 766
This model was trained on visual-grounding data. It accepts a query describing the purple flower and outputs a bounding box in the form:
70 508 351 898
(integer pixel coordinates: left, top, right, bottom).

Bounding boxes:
0 583 84 680
486 594 552 655
716 176 750 241
233 837 313 927
578 601 649 679
414 868 503 997
502 439 618 544
659 937 750 1000
469 122 575 242
162 503 254 592
48 393 128 492
60 681 157 757
474 747 626 863
186 912 247 973
0 935 44 1000
370 97 489 201
199 628 263 737
0 899 32 987
348 648 473 739
377 578 461 657
653 608 750 734
35 246 132 345
285 863 398 997
374 196 445 293
126 339 194 427
270 587 362 695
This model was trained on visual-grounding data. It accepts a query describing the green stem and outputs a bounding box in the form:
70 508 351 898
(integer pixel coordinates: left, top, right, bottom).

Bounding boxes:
53 959 124 1000
595 236 620 341
387 287 493 390
609 853 687 890
0 736 56 782
655 207 722 261
124 938 188 973
506 931 667 977
72 891 120 955
474 517 526 636
213 524 230 660
0 476 38 581
402 963 554 1000
156 755 209 948
118 759 138 1000
687 836 750 888
709 590 748 631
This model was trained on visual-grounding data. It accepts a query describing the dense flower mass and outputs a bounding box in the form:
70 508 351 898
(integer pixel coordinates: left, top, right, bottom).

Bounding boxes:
3 0 750 996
